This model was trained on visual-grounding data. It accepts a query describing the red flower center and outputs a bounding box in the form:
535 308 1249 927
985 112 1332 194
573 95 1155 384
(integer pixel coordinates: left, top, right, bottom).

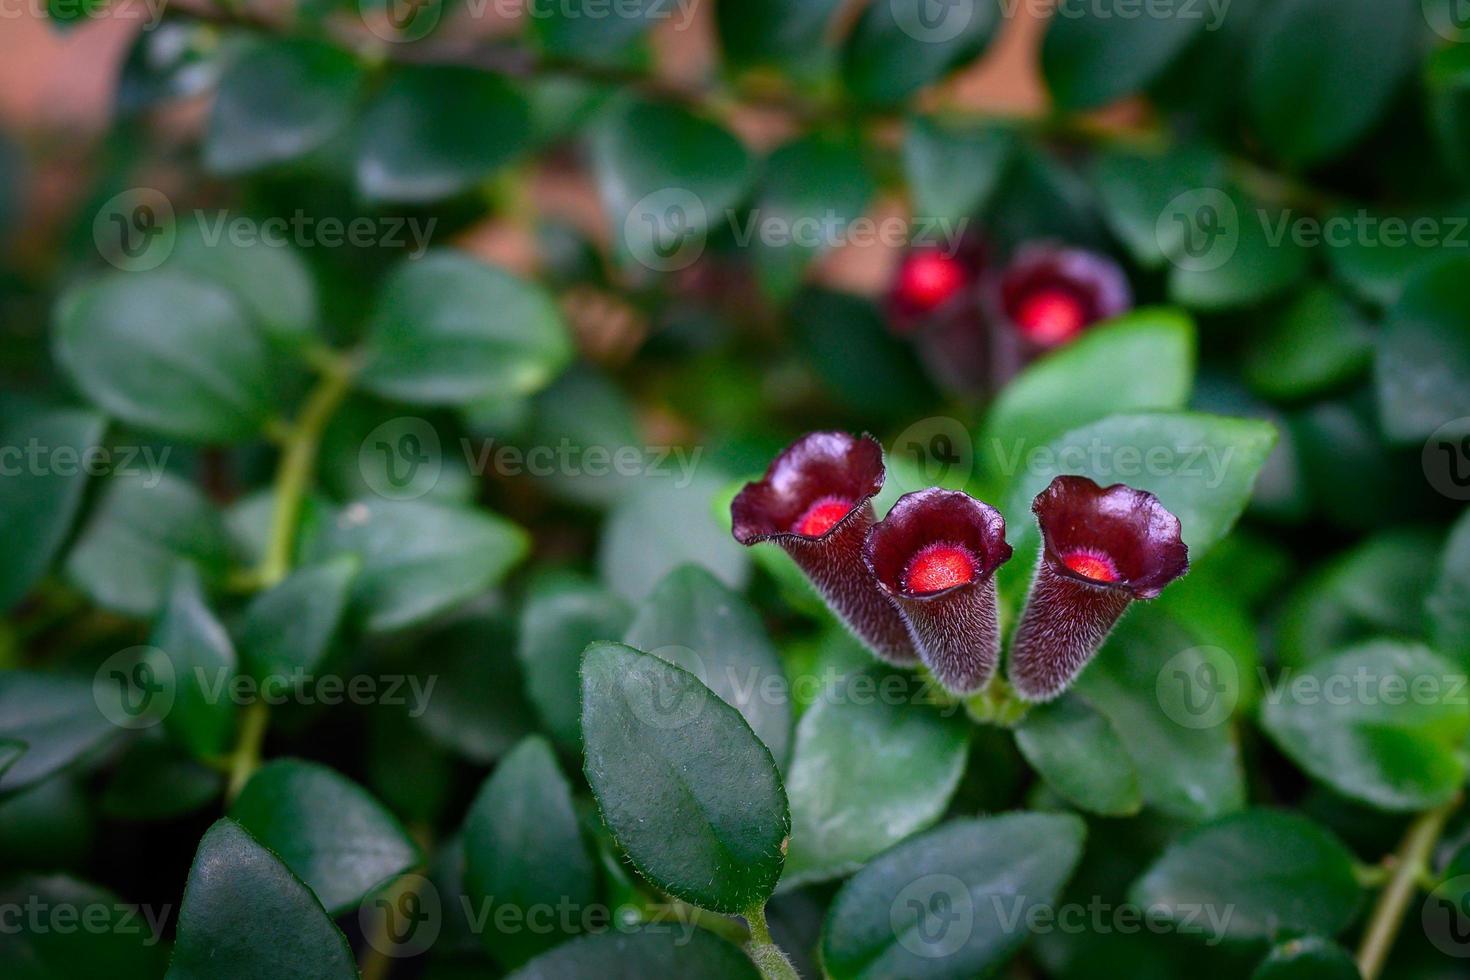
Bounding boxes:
903 542 977 594
793 495 853 537
1062 549 1121 583
897 252 967 312
1014 287 1087 346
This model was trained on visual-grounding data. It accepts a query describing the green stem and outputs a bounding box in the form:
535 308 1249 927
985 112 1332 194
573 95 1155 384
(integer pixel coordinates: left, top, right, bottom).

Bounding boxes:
1356 796 1461 980
257 357 355 588
744 904 800 980
225 699 269 802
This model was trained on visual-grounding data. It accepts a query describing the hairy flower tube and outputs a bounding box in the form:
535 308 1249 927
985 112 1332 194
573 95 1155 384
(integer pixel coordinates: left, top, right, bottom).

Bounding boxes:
990 244 1132 352
864 489 1013 695
1008 475 1189 702
731 432 917 664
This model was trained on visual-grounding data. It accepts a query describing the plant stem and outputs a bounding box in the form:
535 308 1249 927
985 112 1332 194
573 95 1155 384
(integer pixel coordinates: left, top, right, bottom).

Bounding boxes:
744 904 801 980
1356 795 1461 980
225 699 269 802
257 356 355 588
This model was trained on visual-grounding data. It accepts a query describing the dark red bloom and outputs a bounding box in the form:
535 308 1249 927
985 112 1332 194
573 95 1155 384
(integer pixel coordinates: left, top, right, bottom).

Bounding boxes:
864 489 1012 694
991 244 1131 350
885 238 987 336
1008 476 1189 702
732 432 917 664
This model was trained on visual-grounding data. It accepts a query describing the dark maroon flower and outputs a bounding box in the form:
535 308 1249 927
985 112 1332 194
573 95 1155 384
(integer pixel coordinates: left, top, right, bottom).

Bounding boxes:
1008 475 1189 702
864 490 1012 694
990 244 1131 351
885 238 987 336
732 432 917 664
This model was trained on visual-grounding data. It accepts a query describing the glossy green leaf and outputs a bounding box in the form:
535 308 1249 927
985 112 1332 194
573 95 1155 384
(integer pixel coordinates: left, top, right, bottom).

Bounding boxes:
1092 143 1223 269
749 133 874 302
1252 936 1362 980
65 472 233 618
1324 204 1466 308
1428 509 1470 666
902 116 1013 226
716 0 842 67
1042 0 1208 111
517 575 632 746
783 668 968 887
54 271 274 442
0 407 106 611
1015 695 1141 817
508 929 760 979
356 65 532 204
152 566 237 759
591 99 753 270
0 876 165 979
101 737 221 820
0 673 116 794
308 498 528 633
411 612 539 763
982 309 1195 482
1375 258 1470 444
163 219 317 345
319 398 475 506
580 641 789 915
236 556 358 682
1245 285 1373 401
598 474 750 602
230 759 420 915
1246 0 1418 166
1130 809 1361 942
167 818 358 979
204 38 362 174
624 564 792 764
359 251 572 406
790 288 932 422
464 736 596 965
821 813 1086 979
1167 191 1309 311
1260 641 1470 811
841 0 1001 107
531 0 664 63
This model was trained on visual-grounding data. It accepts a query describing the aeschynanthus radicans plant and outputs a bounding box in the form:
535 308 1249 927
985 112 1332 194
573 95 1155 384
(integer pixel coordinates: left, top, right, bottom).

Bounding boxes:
1008 475 1190 702
731 432 918 664
864 489 1012 695
991 243 1132 350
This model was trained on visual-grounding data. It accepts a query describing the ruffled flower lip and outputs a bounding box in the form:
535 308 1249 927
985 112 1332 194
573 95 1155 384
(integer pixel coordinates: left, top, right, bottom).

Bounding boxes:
1032 475 1188 599
731 432 885 545
865 489 1013 600
995 244 1132 346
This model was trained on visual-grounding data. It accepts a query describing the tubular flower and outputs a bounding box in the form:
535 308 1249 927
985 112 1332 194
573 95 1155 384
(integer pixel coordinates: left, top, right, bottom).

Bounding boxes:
1008 475 1189 702
988 244 1132 367
731 432 918 664
864 490 1012 695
